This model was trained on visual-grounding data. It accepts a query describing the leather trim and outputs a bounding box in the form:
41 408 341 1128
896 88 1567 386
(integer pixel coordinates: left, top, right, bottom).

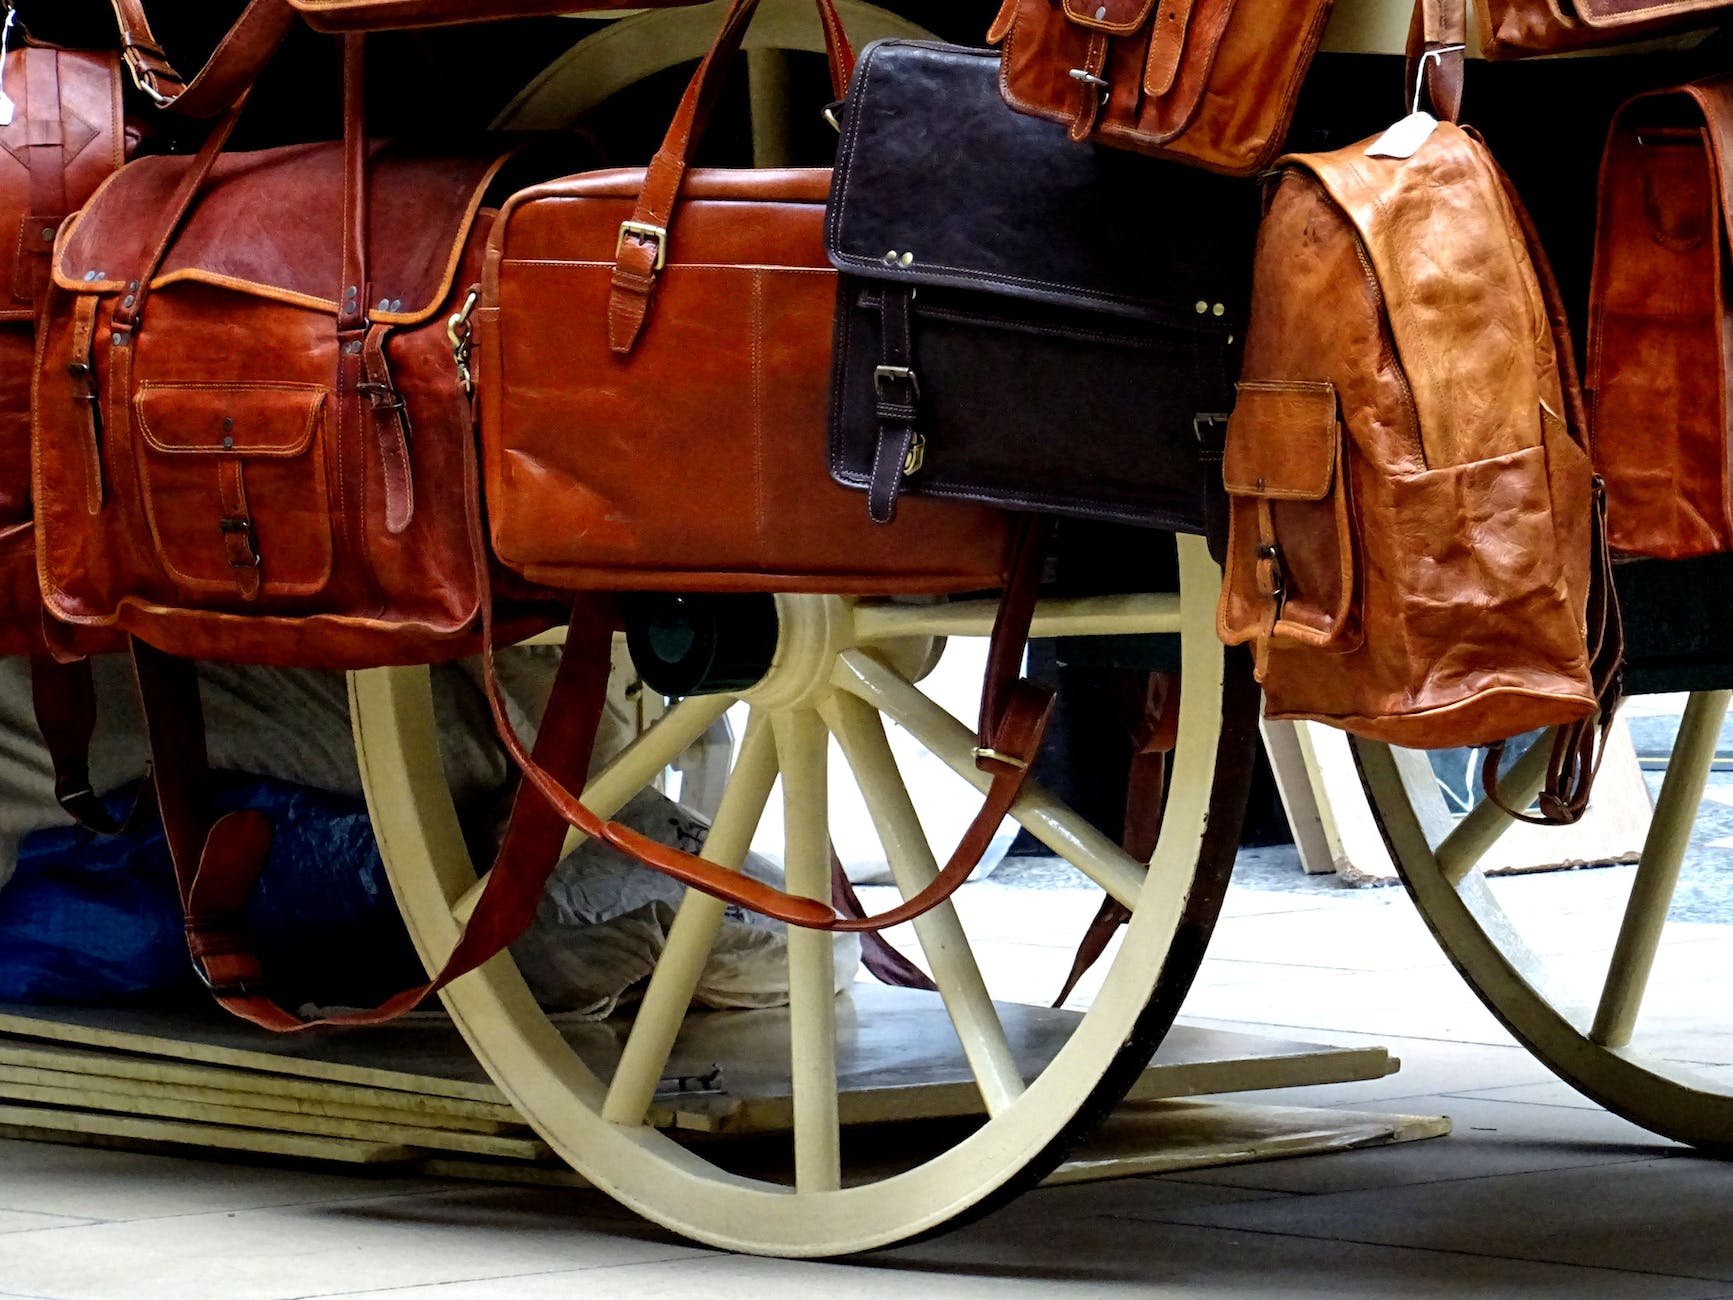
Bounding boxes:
1062 0 1158 35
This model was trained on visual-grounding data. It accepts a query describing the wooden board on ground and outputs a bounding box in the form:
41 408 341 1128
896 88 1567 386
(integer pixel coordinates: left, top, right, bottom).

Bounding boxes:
1047 1098 1450 1184
0 1003 503 1103
557 985 1398 1134
0 1105 416 1165
0 1041 521 1130
0 1073 550 1159
1265 718 1650 883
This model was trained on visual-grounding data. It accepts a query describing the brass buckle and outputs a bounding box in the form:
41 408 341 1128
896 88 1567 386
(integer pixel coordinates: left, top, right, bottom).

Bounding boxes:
903 432 926 477
617 220 668 272
874 365 921 401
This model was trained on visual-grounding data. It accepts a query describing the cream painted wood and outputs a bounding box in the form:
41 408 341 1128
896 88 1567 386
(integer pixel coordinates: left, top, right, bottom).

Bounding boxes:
1354 709 1733 1152
350 535 1259 1254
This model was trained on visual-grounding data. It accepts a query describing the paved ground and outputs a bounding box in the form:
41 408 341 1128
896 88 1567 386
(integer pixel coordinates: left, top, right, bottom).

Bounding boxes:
2 834 1730 1298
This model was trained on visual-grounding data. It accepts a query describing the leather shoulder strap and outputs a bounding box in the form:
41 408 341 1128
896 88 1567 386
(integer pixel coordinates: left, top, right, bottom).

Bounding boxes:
1406 0 1466 123
108 0 295 117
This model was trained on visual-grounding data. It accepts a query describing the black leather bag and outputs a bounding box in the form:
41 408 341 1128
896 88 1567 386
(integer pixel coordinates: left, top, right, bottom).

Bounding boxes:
825 40 1259 530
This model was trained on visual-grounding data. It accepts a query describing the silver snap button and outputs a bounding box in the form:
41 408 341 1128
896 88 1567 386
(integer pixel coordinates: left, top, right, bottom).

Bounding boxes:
1095 4 1107 17
40 226 55 242
222 435 234 450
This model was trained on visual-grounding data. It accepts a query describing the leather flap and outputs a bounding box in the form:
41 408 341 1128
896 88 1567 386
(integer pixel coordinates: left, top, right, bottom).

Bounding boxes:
1573 0 1729 28
1061 0 1158 34
1222 382 1339 500
55 142 508 324
826 40 1254 323
135 382 326 457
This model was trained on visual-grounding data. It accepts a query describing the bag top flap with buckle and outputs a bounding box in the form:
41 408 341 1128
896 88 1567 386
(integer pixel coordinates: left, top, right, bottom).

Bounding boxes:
825 40 1256 322
1223 381 1339 499
54 141 511 325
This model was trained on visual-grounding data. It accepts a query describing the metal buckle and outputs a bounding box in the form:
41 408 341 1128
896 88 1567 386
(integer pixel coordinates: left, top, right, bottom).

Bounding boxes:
903 432 926 477
972 746 1029 772
874 365 921 401
192 959 267 1001
219 516 261 569
1193 412 1231 443
617 220 668 272
1256 542 1286 601
1068 68 1111 106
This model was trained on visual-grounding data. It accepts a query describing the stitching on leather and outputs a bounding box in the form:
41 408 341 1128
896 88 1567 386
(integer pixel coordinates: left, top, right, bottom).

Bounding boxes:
133 381 327 457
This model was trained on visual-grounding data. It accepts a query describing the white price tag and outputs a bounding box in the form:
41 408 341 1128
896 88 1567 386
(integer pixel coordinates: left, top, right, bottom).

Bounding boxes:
1366 111 1438 161
0 92 14 128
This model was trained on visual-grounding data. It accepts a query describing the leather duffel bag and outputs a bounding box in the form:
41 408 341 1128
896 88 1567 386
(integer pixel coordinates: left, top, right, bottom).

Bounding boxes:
1218 0 1621 821
825 40 1254 532
984 0 1337 175
1590 76 1733 559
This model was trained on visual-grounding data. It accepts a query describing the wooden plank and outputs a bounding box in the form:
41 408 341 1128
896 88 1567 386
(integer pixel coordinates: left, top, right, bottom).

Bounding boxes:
0 1004 504 1104
0 1078 551 1160
0 1060 529 1137
1046 1098 1451 1185
0 1106 415 1165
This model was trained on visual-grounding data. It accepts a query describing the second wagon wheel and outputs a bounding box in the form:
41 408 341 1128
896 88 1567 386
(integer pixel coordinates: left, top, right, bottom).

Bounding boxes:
353 529 1255 1254
1352 554 1733 1152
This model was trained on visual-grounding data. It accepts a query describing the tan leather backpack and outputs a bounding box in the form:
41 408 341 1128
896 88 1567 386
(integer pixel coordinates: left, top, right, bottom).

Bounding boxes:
1217 80 1621 819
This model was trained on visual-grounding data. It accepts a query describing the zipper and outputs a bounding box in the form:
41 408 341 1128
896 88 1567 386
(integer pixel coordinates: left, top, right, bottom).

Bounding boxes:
1349 229 1425 470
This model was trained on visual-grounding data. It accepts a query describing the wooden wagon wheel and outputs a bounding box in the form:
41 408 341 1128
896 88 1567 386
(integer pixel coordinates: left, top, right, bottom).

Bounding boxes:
351 533 1256 1254
1353 690 1733 1152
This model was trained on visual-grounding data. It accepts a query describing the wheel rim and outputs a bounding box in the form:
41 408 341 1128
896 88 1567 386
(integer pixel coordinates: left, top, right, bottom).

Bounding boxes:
350 535 1257 1255
1352 691 1733 1152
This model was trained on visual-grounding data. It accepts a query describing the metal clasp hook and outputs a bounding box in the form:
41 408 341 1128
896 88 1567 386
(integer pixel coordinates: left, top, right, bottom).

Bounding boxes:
1411 44 1465 118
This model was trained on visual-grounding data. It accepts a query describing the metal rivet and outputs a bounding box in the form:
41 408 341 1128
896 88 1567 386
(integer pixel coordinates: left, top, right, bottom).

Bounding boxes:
82 271 97 282
1096 4 1107 16
128 281 140 292
898 252 914 267
344 340 362 355
389 298 402 313
222 417 234 432
882 250 899 266
1194 300 1208 314
222 435 234 450
377 297 391 312
1255 476 1266 491
346 285 359 299
40 226 55 242
122 294 135 308
1212 303 1225 317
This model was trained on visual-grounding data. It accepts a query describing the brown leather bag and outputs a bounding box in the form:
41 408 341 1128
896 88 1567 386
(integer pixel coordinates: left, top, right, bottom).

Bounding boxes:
476 0 1051 934
1590 77 1733 559
35 37 537 670
984 0 1337 176
1476 0 1730 57
1216 75 1620 818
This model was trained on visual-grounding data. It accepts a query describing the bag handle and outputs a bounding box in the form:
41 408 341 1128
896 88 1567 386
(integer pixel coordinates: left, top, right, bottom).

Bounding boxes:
607 0 855 353
107 0 296 117
477 519 1053 934
1406 0 1466 124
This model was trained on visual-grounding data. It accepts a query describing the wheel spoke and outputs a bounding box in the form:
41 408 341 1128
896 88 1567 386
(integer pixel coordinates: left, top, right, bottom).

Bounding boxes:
854 592 1182 644
1590 690 1732 1049
1433 732 1556 886
832 649 1146 908
819 692 1025 1117
602 713 780 1126
772 708 841 1193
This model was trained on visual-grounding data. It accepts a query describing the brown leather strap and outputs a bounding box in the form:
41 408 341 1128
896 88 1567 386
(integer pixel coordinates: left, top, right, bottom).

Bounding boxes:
832 851 938 990
108 0 295 118
29 655 136 836
867 286 919 525
131 623 613 1033
607 0 854 354
1407 0 1466 124
476 521 1053 934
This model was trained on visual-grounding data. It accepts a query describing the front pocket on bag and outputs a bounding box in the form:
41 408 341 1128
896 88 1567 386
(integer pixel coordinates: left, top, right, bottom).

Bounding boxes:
133 382 334 601
1217 379 1360 656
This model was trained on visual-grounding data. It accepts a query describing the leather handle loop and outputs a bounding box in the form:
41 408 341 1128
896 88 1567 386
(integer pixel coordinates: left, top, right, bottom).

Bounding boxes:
107 0 296 118
1406 0 1466 123
606 0 855 355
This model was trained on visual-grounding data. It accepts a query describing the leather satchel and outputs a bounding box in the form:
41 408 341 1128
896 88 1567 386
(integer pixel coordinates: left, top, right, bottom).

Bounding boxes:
825 40 1253 532
1476 0 1730 57
1216 29 1621 820
1590 77 1733 559
985 0 1337 176
35 38 546 670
